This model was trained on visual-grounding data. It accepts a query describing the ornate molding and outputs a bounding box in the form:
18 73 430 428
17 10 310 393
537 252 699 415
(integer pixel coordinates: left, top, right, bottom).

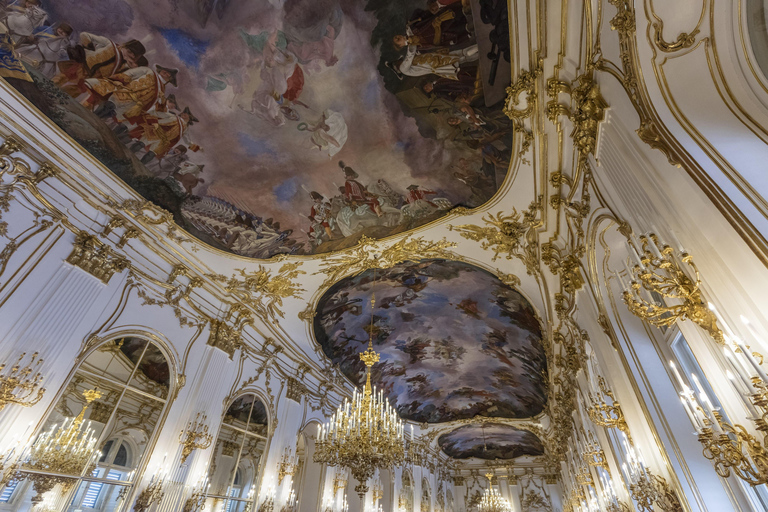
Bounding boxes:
207 262 305 322
66 232 129 284
315 235 458 290
652 19 698 53
207 319 243 359
286 377 307 403
504 65 543 120
448 198 541 275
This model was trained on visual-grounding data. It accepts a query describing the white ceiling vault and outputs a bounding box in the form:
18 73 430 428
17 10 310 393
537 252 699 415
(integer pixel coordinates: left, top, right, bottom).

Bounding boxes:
1 0 768 492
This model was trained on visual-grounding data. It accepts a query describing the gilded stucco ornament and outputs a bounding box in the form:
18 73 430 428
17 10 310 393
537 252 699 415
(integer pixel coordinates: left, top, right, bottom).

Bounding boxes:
503 65 543 120
599 0 683 168
448 198 541 275
207 262 305 322
569 75 607 156
66 231 129 284
652 18 699 53
315 235 458 289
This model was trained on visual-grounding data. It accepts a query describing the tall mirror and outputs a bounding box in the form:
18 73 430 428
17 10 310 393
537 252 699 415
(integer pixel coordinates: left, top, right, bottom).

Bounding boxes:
0 337 172 512
399 471 413 512
204 394 269 512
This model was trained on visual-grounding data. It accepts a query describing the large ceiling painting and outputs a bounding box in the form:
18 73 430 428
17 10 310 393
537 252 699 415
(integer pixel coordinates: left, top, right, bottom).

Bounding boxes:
437 423 544 460
314 259 547 423
3 0 513 257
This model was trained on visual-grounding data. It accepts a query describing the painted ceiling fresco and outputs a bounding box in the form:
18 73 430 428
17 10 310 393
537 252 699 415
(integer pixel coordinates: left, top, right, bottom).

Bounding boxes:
3 0 513 257
437 423 544 459
314 259 547 423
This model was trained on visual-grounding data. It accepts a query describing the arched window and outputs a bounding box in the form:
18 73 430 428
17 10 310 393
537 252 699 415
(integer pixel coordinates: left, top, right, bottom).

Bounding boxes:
205 394 269 512
0 337 172 511
400 471 414 512
421 479 431 512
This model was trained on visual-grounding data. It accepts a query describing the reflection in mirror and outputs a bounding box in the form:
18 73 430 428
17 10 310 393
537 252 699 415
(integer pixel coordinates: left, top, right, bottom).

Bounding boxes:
0 337 172 512
205 394 269 512
421 479 431 512
747 0 768 81
400 471 414 512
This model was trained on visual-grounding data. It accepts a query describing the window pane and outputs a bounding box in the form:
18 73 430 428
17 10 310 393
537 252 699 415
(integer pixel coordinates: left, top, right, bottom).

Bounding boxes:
98 440 115 463
66 482 128 512
0 480 18 503
81 481 103 508
82 338 147 384
227 499 254 512
207 425 245 498
238 437 265 497
114 444 128 467
129 343 170 399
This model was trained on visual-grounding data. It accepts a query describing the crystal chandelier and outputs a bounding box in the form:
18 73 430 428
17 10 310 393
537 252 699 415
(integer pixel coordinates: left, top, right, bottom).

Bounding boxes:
314 269 405 498
478 473 512 512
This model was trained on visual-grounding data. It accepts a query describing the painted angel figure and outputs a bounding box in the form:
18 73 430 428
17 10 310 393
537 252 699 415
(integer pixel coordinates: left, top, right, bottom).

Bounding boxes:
299 109 347 158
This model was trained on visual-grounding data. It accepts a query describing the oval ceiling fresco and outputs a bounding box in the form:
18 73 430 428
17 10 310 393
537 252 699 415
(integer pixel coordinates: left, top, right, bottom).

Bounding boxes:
314 259 547 423
437 423 544 460
4 0 513 257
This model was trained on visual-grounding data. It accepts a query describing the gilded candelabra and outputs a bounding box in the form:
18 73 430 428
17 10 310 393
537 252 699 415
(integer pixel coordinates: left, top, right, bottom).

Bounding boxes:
619 434 682 512
314 274 404 499
697 412 768 485
332 473 347 494
621 233 724 344
0 351 45 411
277 447 299 484
182 486 208 512
587 376 629 436
670 356 768 486
258 489 275 512
179 412 213 464
372 482 383 503
133 477 165 512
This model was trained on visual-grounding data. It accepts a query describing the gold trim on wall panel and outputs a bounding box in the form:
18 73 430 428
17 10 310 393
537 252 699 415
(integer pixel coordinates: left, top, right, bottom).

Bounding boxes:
597 0 768 268
585 215 700 512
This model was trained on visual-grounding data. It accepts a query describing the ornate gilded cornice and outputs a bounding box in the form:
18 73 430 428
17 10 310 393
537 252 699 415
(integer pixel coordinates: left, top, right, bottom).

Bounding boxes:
66 231 129 284
504 64 543 120
206 262 305 322
315 235 458 290
448 198 542 276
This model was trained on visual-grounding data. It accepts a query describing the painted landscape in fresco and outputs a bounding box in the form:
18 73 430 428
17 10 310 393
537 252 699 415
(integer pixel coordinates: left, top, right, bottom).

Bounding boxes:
2 0 512 257
314 259 547 423
437 423 544 459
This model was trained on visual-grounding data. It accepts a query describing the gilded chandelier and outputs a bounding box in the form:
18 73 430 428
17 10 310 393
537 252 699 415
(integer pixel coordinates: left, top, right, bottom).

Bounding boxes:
26 388 102 475
478 473 512 512
314 269 405 498
20 388 102 502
